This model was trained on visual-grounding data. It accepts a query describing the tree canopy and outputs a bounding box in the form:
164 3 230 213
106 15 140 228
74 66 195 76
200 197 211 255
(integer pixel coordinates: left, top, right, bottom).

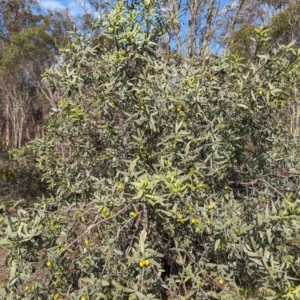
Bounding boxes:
0 0 73 149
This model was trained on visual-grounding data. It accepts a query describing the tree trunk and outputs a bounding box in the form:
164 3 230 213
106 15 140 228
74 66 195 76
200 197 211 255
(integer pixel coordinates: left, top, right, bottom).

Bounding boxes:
4 93 10 149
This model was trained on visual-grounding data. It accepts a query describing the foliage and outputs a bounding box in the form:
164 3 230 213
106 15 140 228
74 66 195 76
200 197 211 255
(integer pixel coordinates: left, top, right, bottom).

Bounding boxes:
0 165 16 182
0 147 47 200
227 2 300 61
1 1 300 299
226 24 258 61
269 2 300 46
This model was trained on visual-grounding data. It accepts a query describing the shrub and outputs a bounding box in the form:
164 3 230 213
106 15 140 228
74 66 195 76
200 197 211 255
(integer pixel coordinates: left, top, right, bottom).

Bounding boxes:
1 2 300 299
0 147 46 200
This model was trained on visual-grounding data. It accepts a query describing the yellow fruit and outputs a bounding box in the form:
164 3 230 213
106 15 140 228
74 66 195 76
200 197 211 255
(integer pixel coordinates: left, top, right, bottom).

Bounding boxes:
191 218 199 224
53 293 60 300
130 212 137 218
144 259 150 266
206 219 211 225
258 90 263 96
117 183 123 191
80 296 87 300
139 261 145 267
139 257 146 267
218 279 224 285
46 260 52 267
84 239 89 246
105 211 110 217
207 204 213 210
24 285 29 291
59 246 65 252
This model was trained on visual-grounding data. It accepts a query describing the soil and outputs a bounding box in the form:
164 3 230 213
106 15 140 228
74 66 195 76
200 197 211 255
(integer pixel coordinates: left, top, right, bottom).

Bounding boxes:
0 247 8 284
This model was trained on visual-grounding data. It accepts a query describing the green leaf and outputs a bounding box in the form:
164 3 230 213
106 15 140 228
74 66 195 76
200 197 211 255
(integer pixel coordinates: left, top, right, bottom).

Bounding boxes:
132 189 144 200
139 229 147 256
101 279 110 287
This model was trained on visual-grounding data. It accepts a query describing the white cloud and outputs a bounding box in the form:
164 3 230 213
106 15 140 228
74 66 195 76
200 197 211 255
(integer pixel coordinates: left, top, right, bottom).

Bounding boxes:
40 0 66 11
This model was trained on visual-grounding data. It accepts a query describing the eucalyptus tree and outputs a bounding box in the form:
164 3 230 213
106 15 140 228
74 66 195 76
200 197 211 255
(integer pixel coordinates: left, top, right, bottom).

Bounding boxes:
225 0 300 60
0 0 73 148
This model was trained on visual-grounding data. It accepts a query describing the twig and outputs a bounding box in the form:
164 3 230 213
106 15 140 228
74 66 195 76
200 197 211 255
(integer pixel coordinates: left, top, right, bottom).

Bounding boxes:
200 287 210 299
101 218 133 275
229 177 285 198
62 204 130 253
259 179 285 198
66 284 72 298
150 265 172 293
266 172 300 178
228 179 260 187
184 250 200 268
141 265 145 293
141 201 148 232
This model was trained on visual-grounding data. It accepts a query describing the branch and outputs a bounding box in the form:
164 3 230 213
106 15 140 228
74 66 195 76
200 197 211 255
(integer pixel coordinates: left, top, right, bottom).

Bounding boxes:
229 177 286 198
62 204 131 253
259 179 285 198
228 179 260 187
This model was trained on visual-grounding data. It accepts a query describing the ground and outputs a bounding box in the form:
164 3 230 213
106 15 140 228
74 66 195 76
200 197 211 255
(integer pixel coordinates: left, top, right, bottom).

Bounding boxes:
0 247 8 284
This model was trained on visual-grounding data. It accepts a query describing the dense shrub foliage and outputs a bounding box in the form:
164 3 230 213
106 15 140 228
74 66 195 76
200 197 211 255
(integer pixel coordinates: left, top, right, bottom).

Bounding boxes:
0 148 47 200
1 2 300 299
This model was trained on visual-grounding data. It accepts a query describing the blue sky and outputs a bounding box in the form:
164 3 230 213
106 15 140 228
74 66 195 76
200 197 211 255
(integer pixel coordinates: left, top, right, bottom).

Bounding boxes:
39 0 231 16
39 0 232 53
39 0 93 15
